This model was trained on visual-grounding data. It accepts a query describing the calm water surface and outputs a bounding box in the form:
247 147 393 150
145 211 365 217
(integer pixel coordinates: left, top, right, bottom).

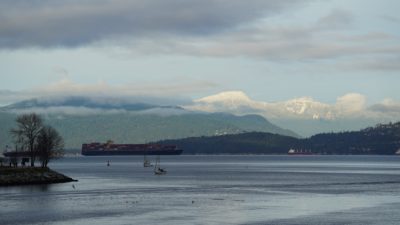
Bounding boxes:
1 155 400 225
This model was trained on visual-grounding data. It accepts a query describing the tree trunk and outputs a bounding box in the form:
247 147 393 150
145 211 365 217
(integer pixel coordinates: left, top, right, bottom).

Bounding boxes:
30 140 35 167
30 153 35 167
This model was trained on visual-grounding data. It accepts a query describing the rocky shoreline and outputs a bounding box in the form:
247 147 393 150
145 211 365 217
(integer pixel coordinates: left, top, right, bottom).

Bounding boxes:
0 167 77 186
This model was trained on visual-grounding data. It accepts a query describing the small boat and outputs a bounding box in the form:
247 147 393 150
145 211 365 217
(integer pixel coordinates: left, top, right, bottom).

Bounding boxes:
143 154 153 167
154 156 167 175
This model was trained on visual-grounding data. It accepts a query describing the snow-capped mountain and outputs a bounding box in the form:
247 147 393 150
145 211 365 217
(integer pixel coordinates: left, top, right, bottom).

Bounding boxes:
186 91 338 120
281 97 333 119
184 91 400 136
190 91 267 114
185 91 399 120
195 91 254 105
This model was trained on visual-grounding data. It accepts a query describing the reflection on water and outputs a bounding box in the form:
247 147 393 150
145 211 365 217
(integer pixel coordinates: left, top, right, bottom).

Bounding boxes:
1 155 400 225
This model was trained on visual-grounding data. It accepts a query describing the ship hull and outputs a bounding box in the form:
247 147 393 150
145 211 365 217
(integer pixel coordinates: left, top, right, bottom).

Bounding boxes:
81 149 183 156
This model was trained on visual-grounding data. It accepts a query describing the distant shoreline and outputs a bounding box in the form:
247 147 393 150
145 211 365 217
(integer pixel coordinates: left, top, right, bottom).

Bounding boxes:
0 167 77 186
63 153 400 157
63 151 399 156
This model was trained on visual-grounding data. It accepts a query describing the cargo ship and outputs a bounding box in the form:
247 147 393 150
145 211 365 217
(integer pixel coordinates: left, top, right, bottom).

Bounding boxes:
81 141 183 156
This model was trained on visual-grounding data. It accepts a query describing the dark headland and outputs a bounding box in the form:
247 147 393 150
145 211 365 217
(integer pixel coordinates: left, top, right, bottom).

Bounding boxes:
0 167 77 186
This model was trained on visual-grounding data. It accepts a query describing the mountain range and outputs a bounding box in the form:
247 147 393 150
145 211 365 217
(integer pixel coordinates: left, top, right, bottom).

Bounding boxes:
0 96 298 149
2 92 398 150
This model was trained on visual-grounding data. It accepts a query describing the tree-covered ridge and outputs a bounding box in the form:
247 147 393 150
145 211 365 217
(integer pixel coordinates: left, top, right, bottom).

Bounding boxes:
304 122 400 155
157 122 400 155
157 132 299 154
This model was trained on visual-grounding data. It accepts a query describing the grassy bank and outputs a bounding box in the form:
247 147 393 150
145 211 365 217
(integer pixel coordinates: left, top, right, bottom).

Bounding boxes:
0 167 77 186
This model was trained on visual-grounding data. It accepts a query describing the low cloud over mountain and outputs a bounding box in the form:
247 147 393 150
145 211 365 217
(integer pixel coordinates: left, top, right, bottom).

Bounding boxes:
0 96 299 148
185 91 400 120
1 91 399 137
184 91 400 136
1 95 187 116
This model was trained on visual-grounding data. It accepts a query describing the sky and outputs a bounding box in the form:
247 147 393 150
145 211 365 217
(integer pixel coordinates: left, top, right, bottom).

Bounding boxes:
0 0 399 109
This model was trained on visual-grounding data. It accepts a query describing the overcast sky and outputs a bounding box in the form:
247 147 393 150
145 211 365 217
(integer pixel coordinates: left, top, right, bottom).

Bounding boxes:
0 0 399 107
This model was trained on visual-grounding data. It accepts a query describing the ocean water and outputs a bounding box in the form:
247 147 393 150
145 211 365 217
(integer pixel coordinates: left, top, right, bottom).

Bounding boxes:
1 155 400 225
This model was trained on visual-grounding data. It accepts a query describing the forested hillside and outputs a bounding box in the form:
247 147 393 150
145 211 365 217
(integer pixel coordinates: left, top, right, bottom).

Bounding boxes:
157 122 400 155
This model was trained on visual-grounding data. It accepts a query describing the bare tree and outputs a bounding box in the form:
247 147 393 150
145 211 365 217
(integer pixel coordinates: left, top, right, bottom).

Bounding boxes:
11 113 44 167
36 126 64 168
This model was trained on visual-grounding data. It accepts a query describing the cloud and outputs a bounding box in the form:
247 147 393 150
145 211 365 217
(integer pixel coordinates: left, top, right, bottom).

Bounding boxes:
98 7 397 63
316 9 354 29
1 1 399 72
120 12 399 64
380 15 400 24
0 78 217 106
334 93 366 114
0 89 35 106
6 105 189 116
339 57 400 72
0 0 306 48
184 91 400 120
186 29 400 62
7 106 129 116
369 99 400 114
